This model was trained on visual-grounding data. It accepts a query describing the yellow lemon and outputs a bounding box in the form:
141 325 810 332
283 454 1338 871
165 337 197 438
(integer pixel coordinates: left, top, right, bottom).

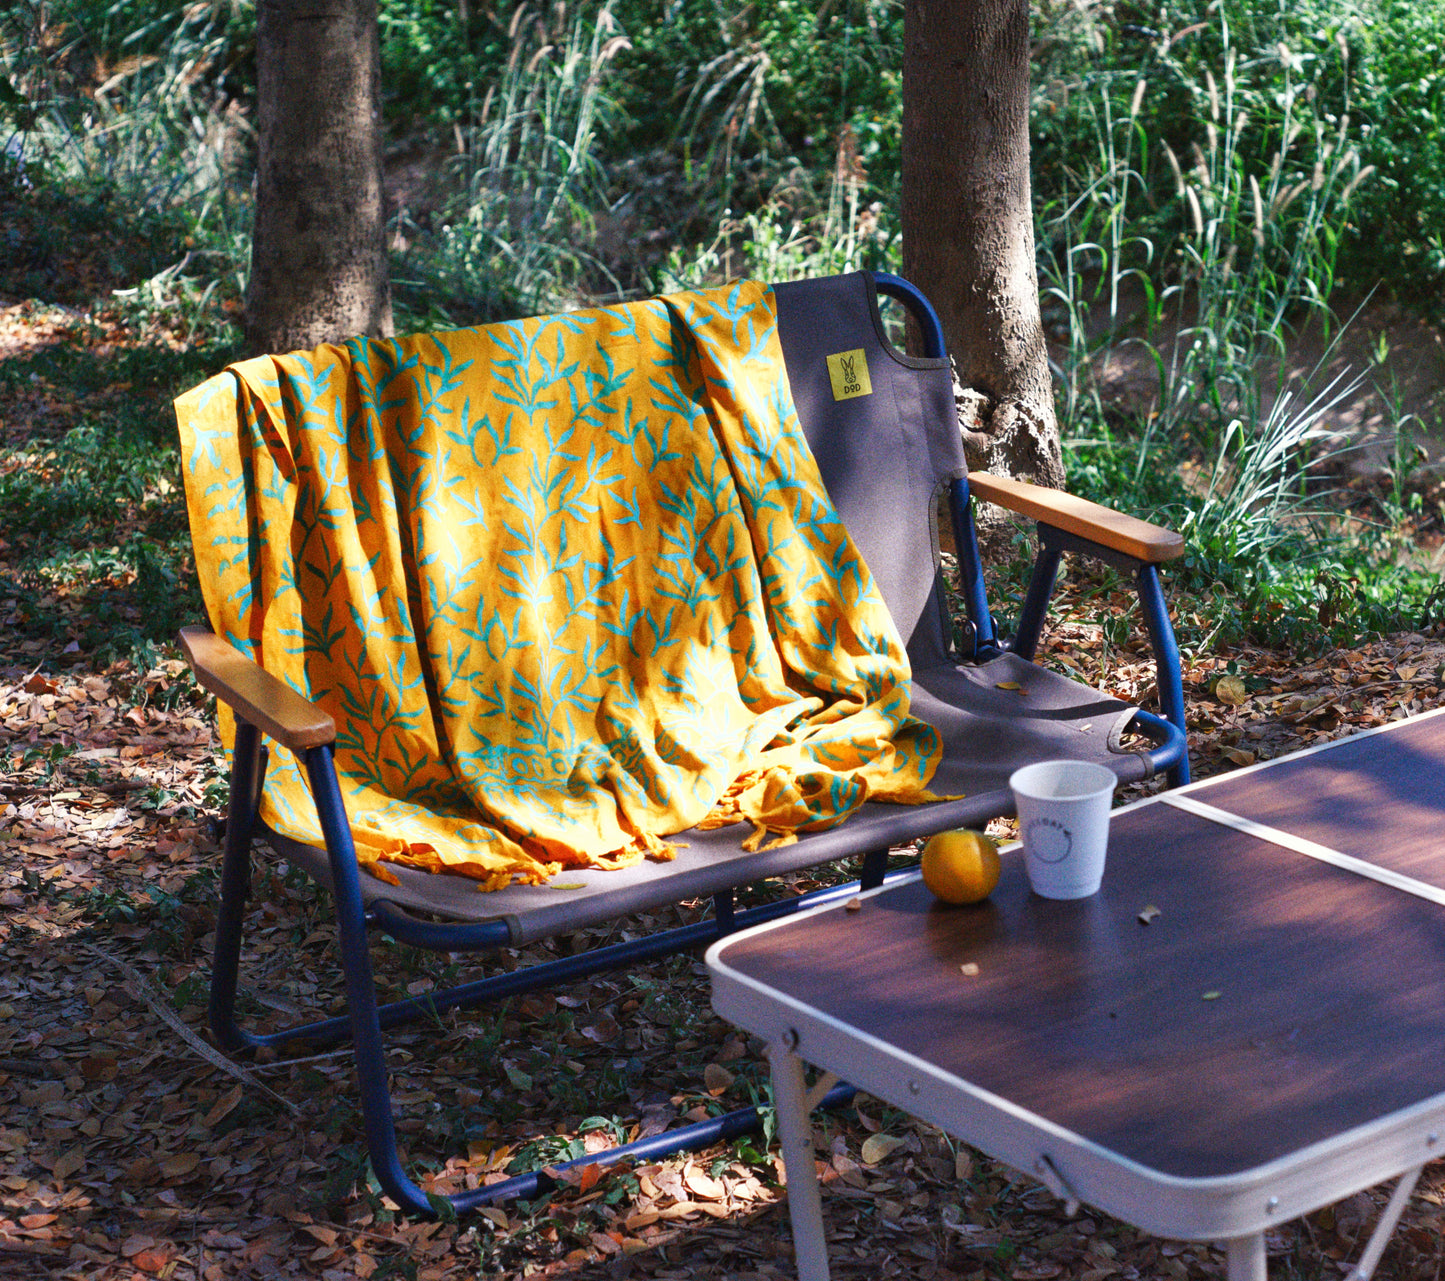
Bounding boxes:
920 829 1001 905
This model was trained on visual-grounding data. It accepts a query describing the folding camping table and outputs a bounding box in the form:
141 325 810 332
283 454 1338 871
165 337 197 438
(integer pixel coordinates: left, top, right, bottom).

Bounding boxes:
708 708 1445 1280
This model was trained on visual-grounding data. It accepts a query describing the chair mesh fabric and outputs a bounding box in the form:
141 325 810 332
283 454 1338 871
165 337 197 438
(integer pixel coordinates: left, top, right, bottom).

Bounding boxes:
772 272 963 668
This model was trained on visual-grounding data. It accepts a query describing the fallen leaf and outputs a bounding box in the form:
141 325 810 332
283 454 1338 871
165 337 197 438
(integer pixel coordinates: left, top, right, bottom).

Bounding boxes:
1012 1263 1063 1279
1279 691 1334 720
703 1063 734 1095
1214 674 1249 706
79 1053 117 1081
658 1201 702 1220
830 1151 866 1188
122 1235 158 1258
695 1202 732 1218
476 1206 509 1231
51 1147 85 1180
1137 904 1161 925
202 1084 244 1128
860 1133 906 1165
589 1230 622 1255
516 993 556 1020
160 1152 201 1178
683 1167 727 1200
580 1015 620 1044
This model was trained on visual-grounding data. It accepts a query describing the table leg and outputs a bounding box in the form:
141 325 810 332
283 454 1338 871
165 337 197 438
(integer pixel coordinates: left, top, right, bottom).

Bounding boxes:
769 1041 831 1281
1347 1165 1424 1281
1224 1233 1266 1281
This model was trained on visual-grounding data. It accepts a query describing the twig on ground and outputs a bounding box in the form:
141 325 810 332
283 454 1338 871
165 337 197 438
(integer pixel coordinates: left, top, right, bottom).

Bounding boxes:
84 942 302 1116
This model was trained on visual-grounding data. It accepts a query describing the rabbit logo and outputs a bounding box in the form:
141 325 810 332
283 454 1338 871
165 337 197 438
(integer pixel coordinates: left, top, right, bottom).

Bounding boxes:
827 349 872 401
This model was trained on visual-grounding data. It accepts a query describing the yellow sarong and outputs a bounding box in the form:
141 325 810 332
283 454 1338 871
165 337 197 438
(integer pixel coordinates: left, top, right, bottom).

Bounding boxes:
177 282 941 889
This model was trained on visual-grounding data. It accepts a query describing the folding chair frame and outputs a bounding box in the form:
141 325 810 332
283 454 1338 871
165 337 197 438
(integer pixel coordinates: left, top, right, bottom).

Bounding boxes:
185 272 1190 1218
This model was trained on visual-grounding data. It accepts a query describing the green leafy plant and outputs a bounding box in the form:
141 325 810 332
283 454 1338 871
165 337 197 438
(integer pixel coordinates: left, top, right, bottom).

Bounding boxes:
625 0 903 198
1175 368 1362 573
1032 0 1445 313
1030 11 1445 651
660 143 898 289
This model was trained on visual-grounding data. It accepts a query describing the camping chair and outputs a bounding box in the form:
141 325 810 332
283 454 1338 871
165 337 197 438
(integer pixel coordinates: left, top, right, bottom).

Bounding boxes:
175 270 1189 1218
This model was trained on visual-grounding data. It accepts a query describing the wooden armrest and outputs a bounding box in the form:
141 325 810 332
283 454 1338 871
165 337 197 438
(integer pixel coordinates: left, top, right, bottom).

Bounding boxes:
178 626 336 752
966 472 1184 564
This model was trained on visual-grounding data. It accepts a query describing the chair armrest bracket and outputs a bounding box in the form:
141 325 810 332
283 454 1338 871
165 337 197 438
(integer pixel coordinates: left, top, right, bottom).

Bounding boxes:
1007 526 1190 788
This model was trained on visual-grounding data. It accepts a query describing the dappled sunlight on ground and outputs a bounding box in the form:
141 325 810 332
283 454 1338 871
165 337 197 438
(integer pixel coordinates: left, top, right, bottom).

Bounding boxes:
0 300 77 364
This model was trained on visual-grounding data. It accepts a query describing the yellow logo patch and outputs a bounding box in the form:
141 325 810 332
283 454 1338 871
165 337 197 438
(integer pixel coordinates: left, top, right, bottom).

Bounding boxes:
826 349 872 401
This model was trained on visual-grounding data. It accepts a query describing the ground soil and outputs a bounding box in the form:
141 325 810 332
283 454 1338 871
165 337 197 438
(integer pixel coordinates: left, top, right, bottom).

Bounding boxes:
8 564 1445 1279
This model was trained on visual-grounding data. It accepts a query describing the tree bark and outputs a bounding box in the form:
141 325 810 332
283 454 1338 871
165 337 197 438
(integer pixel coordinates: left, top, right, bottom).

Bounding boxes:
902 0 1063 489
245 0 393 355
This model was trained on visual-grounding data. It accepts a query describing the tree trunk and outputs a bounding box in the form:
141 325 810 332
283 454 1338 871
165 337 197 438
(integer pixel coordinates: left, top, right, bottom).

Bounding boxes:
245 0 393 355
902 0 1063 489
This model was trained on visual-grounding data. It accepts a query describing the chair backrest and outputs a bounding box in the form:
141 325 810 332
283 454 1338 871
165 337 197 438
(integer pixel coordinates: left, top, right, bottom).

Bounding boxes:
773 272 966 668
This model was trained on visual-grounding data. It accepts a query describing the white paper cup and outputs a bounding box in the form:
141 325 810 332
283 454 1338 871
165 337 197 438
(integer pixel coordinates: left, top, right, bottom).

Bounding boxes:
1009 760 1116 899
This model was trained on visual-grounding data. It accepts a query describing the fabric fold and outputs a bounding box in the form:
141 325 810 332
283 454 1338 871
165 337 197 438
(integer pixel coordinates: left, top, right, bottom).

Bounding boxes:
177 281 942 889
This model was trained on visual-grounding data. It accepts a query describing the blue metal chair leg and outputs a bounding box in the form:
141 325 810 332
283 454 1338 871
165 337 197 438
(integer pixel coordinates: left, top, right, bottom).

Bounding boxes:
712 889 736 934
1137 563 1190 786
209 721 267 1054
291 742 867 1217
302 743 435 1217
1012 542 1063 663
859 847 889 890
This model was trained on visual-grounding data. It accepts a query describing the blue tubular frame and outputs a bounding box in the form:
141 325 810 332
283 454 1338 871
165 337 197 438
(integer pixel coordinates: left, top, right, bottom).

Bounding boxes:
949 475 1000 657
873 275 1000 659
873 272 946 358
874 270 1187 785
208 720 266 1054
206 726 886 1215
